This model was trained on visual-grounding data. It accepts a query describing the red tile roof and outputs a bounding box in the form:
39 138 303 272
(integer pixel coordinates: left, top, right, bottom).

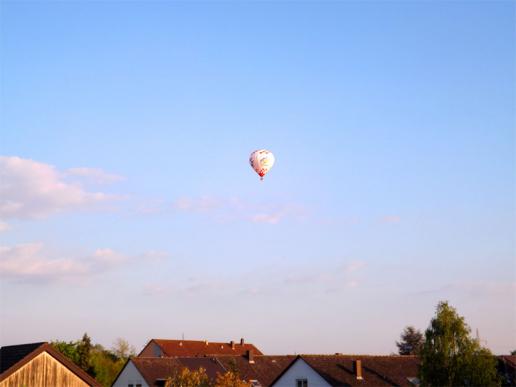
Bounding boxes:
142 339 263 357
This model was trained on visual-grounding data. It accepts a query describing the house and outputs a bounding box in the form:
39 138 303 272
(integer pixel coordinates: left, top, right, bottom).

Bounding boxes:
111 356 226 387
270 355 420 387
138 338 263 357
0 342 100 387
112 352 295 387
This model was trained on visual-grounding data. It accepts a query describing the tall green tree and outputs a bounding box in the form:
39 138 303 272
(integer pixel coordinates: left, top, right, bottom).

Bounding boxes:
396 326 424 355
419 301 500 387
77 333 94 374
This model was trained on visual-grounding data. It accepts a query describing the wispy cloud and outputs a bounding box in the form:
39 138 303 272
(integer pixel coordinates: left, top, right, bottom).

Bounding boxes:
168 195 308 224
379 215 401 224
0 156 122 219
0 221 10 232
172 196 222 212
66 167 125 184
414 280 516 298
0 243 90 282
142 259 367 297
0 242 166 283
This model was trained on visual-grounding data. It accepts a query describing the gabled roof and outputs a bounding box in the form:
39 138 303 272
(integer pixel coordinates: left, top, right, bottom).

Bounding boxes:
130 357 226 386
143 339 263 357
271 355 420 387
120 355 295 387
0 342 46 373
216 355 296 386
0 342 100 386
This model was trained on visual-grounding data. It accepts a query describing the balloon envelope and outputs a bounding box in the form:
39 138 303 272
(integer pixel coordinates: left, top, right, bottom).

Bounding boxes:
249 150 275 180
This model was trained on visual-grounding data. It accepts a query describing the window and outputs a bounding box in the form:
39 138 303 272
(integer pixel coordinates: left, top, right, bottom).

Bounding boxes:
128 384 133 387
136 385 142 387
296 379 308 387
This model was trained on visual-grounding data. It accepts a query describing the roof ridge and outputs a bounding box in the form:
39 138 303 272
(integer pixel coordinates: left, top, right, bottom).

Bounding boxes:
299 354 419 357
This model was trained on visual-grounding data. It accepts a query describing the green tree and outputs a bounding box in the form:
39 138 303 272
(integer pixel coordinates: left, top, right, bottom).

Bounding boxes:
53 334 132 387
419 301 500 387
90 344 125 387
396 326 424 355
52 340 80 364
77 333 94 374
511 350 516 355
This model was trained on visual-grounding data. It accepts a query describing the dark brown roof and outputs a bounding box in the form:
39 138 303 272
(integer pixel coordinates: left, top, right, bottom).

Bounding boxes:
147 339 263 357
216 355 296 386
0 342 101 386
0 342 46 373
122 355 294 387
130 357 226 386
271 355 420 387
498 356 516 386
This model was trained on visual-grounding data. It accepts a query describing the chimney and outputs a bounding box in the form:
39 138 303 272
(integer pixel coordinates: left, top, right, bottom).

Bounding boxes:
179 342 183 347
240 338 245 345
230 340 235 350
205 340 209 346
353 360 363 380
246 350 254 364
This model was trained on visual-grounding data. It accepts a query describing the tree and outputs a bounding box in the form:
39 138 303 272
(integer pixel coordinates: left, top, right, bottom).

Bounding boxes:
77 333 94 374
511 350 516 355
52 340 80 364
165 367 212 387
53 334 131 387
396 326 424 355
419 301 500 387
111 338 136 359
214 371 251 387
90 344 126 387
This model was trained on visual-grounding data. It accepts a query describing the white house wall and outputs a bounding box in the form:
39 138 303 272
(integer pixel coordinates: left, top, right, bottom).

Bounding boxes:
112 360 148 387
272 358 331 387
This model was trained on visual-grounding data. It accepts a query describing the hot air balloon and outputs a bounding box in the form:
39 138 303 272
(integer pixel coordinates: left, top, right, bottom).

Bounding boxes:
249 149 275 180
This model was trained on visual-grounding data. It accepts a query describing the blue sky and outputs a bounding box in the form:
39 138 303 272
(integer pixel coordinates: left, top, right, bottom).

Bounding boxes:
0 1 514 355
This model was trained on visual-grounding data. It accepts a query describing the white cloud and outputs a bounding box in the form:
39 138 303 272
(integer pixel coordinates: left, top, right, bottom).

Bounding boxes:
0 221 10 232
0 243 89 281
66 167 125 184
0 156 121 219
0 243 162 283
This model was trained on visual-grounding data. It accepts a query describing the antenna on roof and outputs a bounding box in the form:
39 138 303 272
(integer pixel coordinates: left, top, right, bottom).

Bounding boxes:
182 333 184 341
